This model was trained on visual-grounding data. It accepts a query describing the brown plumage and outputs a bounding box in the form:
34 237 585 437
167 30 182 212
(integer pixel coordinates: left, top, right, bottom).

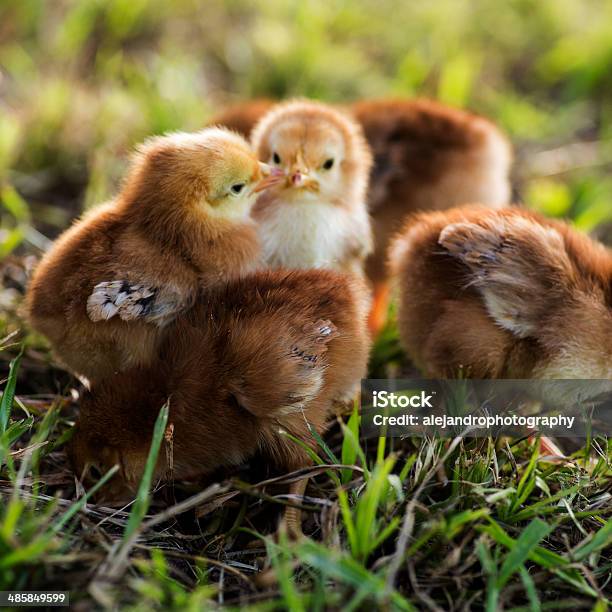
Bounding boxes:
389 206 612 379
26 128 277 381
352 99 511 332
250 100 373 280
69 268 371 503
211 99 275 139
210 98 512 332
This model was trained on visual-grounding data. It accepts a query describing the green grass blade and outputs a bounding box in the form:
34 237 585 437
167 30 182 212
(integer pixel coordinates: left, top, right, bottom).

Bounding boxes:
0 417 34 466
1 348 23 433
338 487 358 558
281 430 325 466
496 518 552 588
510 441 540 514
398 454 416 482
295 539 415 611
572 519 612 562
341 404 361 484
475 540 499 612
0 497 24 541
376 434 386 466
266 534 305 612
481 518 566 569
123 402 169 541
369 516 400 551
307 422 339 464
479 518 599 598
519 565 541 612
445 508 490 539
509 483 583 523
340 420 370 482
354 456 395 561
3 417 34 446
50 464 120 534
0 465 119 569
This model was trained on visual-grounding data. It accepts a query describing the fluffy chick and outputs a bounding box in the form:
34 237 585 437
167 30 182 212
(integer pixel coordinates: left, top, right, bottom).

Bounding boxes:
389 206 612 379
211 98 512 332
249 100 374 278
27 128 274 381
353 99 512 331
69 269 370 514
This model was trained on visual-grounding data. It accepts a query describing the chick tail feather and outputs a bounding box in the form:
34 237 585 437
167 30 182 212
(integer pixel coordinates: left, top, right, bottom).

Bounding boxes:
225 318 338 419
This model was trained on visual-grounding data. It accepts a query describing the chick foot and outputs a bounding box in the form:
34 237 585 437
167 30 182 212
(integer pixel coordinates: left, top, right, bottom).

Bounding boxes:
281 477 309 539
367 282 390 337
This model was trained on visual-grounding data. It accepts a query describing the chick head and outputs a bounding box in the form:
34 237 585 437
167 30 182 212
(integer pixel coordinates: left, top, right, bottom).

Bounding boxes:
128 127 280 221
251 100 372 205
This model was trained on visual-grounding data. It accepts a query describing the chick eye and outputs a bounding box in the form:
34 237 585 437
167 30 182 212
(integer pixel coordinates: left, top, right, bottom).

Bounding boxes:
272 152 281 164
322 158 334 170
230 183 245 195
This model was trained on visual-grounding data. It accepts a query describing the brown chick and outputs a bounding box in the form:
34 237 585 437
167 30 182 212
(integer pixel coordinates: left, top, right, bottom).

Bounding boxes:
27 128 279 381
250 100 374 278
210 99 275 139
389 205 612 379
353 99 512 332
69 268 371 531
211 98 512 332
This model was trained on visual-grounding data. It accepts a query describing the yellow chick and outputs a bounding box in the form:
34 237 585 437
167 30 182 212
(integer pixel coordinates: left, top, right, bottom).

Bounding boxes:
250 100 374 279
27 128 279 381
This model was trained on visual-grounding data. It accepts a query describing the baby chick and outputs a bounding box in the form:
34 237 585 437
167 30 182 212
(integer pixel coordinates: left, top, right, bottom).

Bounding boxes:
352 98 512 332
27 128 279 381
69 268 371 533
212 98 511 332
249 100 374 278
389 206 612 379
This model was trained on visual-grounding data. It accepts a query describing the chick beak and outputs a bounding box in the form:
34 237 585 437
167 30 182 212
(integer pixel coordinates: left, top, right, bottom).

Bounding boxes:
291 171 305 186
254 165 285 193
290 169 318 190
259 161 272 176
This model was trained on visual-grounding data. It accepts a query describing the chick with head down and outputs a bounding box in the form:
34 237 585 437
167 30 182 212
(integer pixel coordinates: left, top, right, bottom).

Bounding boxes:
390 205 612 381
69 268 371 534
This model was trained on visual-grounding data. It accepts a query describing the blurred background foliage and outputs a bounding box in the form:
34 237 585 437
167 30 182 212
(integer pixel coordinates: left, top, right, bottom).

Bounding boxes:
0 0 611 252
